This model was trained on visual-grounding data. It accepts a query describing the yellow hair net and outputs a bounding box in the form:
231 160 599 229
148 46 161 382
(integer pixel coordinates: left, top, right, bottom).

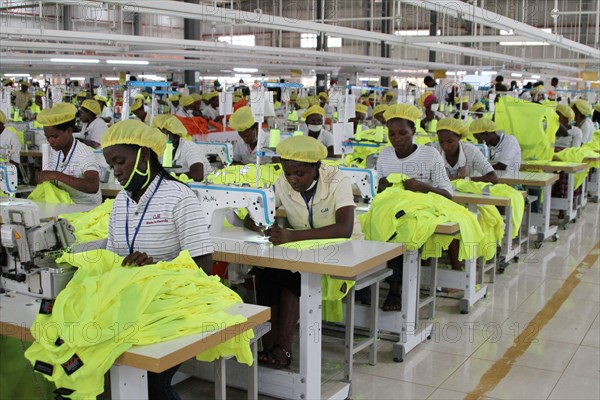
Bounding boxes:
385 91 396 99
318 92 329 101
133 93 145 100
190 93 202 102
276 135 327 163
556 104 575 122
455 95 470 104
290 92 298 101
2 78 13 86
229 106 255 132
308 96 319 106
163 116 188 137
179 95 195 107
383 103 422 122
205 91 219 101
36 103 77 126
573 99 593 117
368 93 378 101
76 91 87 98
130 99 143 111
151 114 172 129
355 104 368 114
35 90 45 97
469 118 497 135
167 94 180 102
391 80 399 88
296 97 309 109
470 102 485 112
595 103 600 113
102 119 166 157
81 99 101 116
0 110 6 124
303 105 326 119
373 104 389 116
20 81 31 87
94 95 108 103
437 118 469 137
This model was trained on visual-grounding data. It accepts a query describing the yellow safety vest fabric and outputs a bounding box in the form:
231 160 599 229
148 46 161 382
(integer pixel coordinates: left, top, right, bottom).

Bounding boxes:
25 250 252 399
581 130 600 153
28 182 75 204
7 126 25 146
288 110 299 122
58 199 113 243
206 163 283 187
555 146 599 170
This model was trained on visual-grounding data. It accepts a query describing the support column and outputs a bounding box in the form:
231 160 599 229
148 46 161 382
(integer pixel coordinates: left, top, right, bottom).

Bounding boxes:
428 10 437 63
62 4 72 31
183 0 201 88
381 0 392 87
316 0 328 93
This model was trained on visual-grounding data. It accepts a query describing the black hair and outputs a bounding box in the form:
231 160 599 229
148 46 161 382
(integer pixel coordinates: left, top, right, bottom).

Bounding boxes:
510 81 518 90
424 76 435 85
54 118 77 132
495 75 504 83
593 110 600 124
495 83 508 92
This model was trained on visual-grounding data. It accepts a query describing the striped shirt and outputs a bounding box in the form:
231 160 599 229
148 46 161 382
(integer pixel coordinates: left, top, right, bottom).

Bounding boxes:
376 144 453 195
171 140 210 177
47 139 102 205
0 128 21 164
107 176 214 261
430 142 494 179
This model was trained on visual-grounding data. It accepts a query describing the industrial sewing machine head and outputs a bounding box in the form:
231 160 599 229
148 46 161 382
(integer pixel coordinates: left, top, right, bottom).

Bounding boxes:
188 183 277 236
194 141 234 166
339 167 379 202
0 170 77 298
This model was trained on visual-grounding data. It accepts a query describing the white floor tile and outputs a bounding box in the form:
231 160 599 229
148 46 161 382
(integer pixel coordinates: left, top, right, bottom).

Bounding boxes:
563 346 600 379
581 315 600 348
349 372 435 400
548 373 600 400
427 388 469 400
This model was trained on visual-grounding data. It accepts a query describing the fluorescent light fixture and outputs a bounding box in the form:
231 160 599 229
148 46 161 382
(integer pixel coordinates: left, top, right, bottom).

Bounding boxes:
234 73 252 79
395 29 442 36
446 71 456 76
500 41 549 46
50 58 99 63
218 34 256 47
4 73 30 77
511 73 523 77
103 77 120 81
106 59 149 65
233 68 258 73
69 77 85 80
139 74 166 81
481 71 497 75
531 75 541 79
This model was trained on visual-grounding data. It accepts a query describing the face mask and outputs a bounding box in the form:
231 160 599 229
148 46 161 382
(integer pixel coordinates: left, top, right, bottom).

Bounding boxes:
307 124 322 132
186 109 194 116
568 120 576 127
305 179 317 191
431 103 439 112
123 148 151 192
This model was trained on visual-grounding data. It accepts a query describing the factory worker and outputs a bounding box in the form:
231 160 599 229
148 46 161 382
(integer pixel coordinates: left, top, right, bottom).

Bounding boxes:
431 118 497 183
101 119 213 400
469 102 486 119
384 91 397 105
31 91 44 115
470 118 521 173
317 91 333 117
302 105 334 157
202 91 222 122
229 106 272 164
78 100 108 149
36 103 102 205
76 91 88 107
244 135 362 368
554 104 583 149
13 81 32 111
372 104 389 126
152 115 209 181
166 94 180 114
376 104 453 311
420 93 443 133
572 99 594 144
351 103 368 133
130 99 150 124
189 93 203 116
0 110 21 166
175 95 195 117
95 95 113 124
453 96 470 119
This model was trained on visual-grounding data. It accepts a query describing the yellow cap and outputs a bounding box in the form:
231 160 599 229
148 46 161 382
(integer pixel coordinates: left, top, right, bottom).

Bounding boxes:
391 80 399 88
179 95 195 107
130 99 143 111
94 95 108 103
436 118 469 137
133 93 145 100
35 90 45 97
167 94 180 102
455 95 470 104
385 91 396 99
355 104 368 114
163 116 188 137
276 135 327 163
373 104 389 116
307 96 318 106
368 93 378 101
573 99 593 117
290 92 298 101
470 102 485 112
556 104 575 122
36 102 77 126
296 97 309 109
418 92 436 108
81 99 101 116
595 103 600 113
469 118 497 135
76 91 87 98
303 104 326 119
229 106 255 132
383 103 422 123
205 91 219 101
20 81 31 87
151 114 172 130
2 78 12 86
101 119 166 157
318 91 329 101
0 110 6 124
190 93 202 102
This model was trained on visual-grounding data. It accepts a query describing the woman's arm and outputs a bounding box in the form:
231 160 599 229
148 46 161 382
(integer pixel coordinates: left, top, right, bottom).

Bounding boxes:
471 170 498 184
37 170 100 193
403 178 452 199
185 162 204 181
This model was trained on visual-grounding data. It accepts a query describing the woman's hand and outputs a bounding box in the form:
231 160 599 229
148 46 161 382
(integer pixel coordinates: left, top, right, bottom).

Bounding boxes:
36 170 60 183
122 251 154 267
264 225 294 245
403 178 429 193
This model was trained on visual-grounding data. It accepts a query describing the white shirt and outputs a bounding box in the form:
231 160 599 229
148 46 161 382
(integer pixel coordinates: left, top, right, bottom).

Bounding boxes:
80 117 108 146
46 139 102 205
0 127 21 164
171 140 210 177
107 176 213 261
100 106 113 123
431 142 494 179
174 106 190 118
488 132 521 173
578 118 594 144
555 126 583 149
203 105 219 120
233 133 272 164
376 145 453 195
307 128 334 149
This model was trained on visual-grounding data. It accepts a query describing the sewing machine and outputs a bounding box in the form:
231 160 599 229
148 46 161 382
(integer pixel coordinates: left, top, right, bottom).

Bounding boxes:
194 141 234 166
339 167 378 200
188 183 276 235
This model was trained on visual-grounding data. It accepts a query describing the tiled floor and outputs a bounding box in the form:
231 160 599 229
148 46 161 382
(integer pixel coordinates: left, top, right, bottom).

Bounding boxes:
175 203 600 399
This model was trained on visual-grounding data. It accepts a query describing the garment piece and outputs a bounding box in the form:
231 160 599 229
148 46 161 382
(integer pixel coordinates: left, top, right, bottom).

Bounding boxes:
28 181 74 204
206 163 283 187
488 132 522 173
59 199 114 243
232 132 271 164
0 127 21 163
46 140 102 205
24 250 252 400
107 176 214 260
431 142 494 179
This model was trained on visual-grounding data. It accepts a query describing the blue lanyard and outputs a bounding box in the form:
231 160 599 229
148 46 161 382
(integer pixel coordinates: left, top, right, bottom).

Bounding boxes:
301 180 318 229
55 140 78 172
125 176 163 254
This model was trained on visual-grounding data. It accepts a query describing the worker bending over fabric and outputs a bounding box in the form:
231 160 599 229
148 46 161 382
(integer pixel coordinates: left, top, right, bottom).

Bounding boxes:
102 119 214 400
0 110 21 167
131 99 150 124
36 103 102 206
572 99 594 144
302 104 335 157
470 119 522 173
244 135 362 368
554 104 583 149
77 99 108 149
229 106 272 164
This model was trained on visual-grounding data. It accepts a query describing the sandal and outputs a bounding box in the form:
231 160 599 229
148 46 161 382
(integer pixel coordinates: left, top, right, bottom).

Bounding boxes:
258 344 291 369
382 292 402 312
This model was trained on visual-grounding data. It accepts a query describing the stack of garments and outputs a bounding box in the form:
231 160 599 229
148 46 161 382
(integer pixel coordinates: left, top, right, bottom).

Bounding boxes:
59 199 113 243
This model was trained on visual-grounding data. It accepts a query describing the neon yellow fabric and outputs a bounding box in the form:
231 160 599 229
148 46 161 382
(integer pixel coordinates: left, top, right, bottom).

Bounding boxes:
171 172 194 183
36 103 77 126
206 164 283 186
277 135 327 163
581 130 600 154
59 199 113 243
555 146 600 169
288 109 299 122
354 126 386 143
7 126 25 146
280 238 355 322
0 110 5 124
25 250 252 399
494 96 558 161
28 182 74 204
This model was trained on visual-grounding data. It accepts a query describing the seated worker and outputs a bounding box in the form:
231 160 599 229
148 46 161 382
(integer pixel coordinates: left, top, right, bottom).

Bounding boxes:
431 118 497 183
152 115 209 181
175 95 196 118
376 104 453 311
470 102 486 119
572 99 594 144
131 99 150 124
229 106 272 164
419 93 443 133
469 118 522 173
244 135 362 368
453 96 470 119
78 99 108 149
303 104 334 157
95 95 114 124
36 103 102 206
0 110 21 167
350 103 368 133
202 91 222 122
372 104 389 126
554 104 583 149
102 119 213 400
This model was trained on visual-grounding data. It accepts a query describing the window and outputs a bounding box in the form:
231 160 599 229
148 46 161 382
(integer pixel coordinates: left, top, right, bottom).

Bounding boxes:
218 34 256 47
300 33 342 48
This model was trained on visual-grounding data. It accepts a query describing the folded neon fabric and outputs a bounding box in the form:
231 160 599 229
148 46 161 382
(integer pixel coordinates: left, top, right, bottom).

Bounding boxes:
28 181 75 204
59 199 113 243
25 250 252 399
